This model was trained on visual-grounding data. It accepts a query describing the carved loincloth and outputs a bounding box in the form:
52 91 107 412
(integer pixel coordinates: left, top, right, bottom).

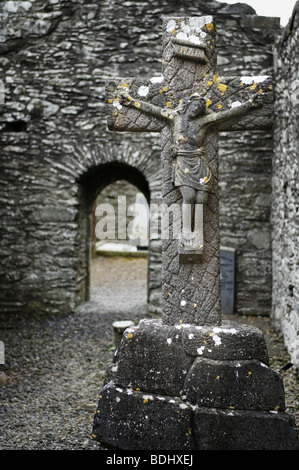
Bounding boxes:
172 147 213 192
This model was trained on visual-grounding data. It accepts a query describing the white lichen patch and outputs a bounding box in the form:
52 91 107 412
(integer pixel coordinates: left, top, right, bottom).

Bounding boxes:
166 19 176 33
143 394 153 401
179 403 189 409
213 327 238 335
189 16 213 31
150 75 164 84
212 334 222 346
197 346 205 355
112 99 122 110
231 101 242 108
176 31 203 46
241 75 269 84
167 338 172 345
181 300 186 307
138 85 149 97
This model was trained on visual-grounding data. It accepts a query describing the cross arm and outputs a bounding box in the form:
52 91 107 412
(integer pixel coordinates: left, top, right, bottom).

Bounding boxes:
204 75 274 131
105 76 170 133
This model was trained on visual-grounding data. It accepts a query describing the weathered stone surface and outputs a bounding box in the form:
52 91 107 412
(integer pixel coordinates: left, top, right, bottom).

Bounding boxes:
180 320 269 364
93 383 194 450
182 357 285 411
0 0 279 319
93 318 299 449
112 319 193 396
272 2 299 368
193 407 299 450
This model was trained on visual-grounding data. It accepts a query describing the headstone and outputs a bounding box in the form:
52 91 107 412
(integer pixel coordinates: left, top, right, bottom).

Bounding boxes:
127 192 149 248
92 17 299 450
220 246 235 315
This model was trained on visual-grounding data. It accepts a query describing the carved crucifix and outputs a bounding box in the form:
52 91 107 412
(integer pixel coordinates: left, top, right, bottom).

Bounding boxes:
105 16 273 326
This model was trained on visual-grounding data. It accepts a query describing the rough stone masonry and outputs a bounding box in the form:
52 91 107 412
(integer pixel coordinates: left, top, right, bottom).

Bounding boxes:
92 16 299 450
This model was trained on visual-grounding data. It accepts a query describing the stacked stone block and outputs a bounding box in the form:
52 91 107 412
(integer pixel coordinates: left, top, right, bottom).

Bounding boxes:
93 320 299 449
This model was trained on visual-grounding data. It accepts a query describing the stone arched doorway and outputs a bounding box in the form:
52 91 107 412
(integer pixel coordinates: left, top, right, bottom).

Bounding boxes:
78 161 155 311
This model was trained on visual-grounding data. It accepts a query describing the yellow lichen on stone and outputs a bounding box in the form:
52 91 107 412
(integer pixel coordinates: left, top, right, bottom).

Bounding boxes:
166 102 172 107
218 83 227 93
207 81 213 86
206 99 212 108
127 333 133 338
217 104 222 109
163 86 168 92
269 84 273 90
251 83 257 90
121 82 129 88
258 89 264 94
206 23 214 30
143 399 148 403
134 102 141 108
108 99 113 104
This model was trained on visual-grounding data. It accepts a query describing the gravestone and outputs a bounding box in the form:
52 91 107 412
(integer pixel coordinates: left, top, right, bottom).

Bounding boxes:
92 17 299 450
128 192 149 248
220 247 235 314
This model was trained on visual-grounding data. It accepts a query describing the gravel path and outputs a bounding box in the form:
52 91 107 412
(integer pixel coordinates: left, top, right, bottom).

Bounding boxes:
0 256 298 450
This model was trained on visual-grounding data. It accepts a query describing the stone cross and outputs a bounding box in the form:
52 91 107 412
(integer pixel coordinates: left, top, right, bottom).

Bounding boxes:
105 16 273 327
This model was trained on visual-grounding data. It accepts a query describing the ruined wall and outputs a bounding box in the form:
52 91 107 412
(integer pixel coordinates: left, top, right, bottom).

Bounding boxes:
272 2 299 368
0 0 280 316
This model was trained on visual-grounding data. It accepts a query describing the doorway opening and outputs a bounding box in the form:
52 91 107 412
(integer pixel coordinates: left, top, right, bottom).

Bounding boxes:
90 179 149 310
78 162 150 314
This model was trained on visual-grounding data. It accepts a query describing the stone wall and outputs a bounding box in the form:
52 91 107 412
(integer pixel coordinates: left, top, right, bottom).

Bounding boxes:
272 1 299 368
0 0 280 316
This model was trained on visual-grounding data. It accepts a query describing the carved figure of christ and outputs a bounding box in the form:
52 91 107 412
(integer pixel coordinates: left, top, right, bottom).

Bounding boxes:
105 16 273 326
119 89 262 248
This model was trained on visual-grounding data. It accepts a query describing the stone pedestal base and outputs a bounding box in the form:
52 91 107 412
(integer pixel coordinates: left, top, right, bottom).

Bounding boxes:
92 319 299 450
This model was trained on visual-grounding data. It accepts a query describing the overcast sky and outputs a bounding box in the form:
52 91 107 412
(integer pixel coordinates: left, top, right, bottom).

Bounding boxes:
223 0 296 26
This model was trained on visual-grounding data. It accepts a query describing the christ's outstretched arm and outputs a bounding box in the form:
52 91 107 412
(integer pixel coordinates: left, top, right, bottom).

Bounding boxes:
203 93 263 127
118 88 175 122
